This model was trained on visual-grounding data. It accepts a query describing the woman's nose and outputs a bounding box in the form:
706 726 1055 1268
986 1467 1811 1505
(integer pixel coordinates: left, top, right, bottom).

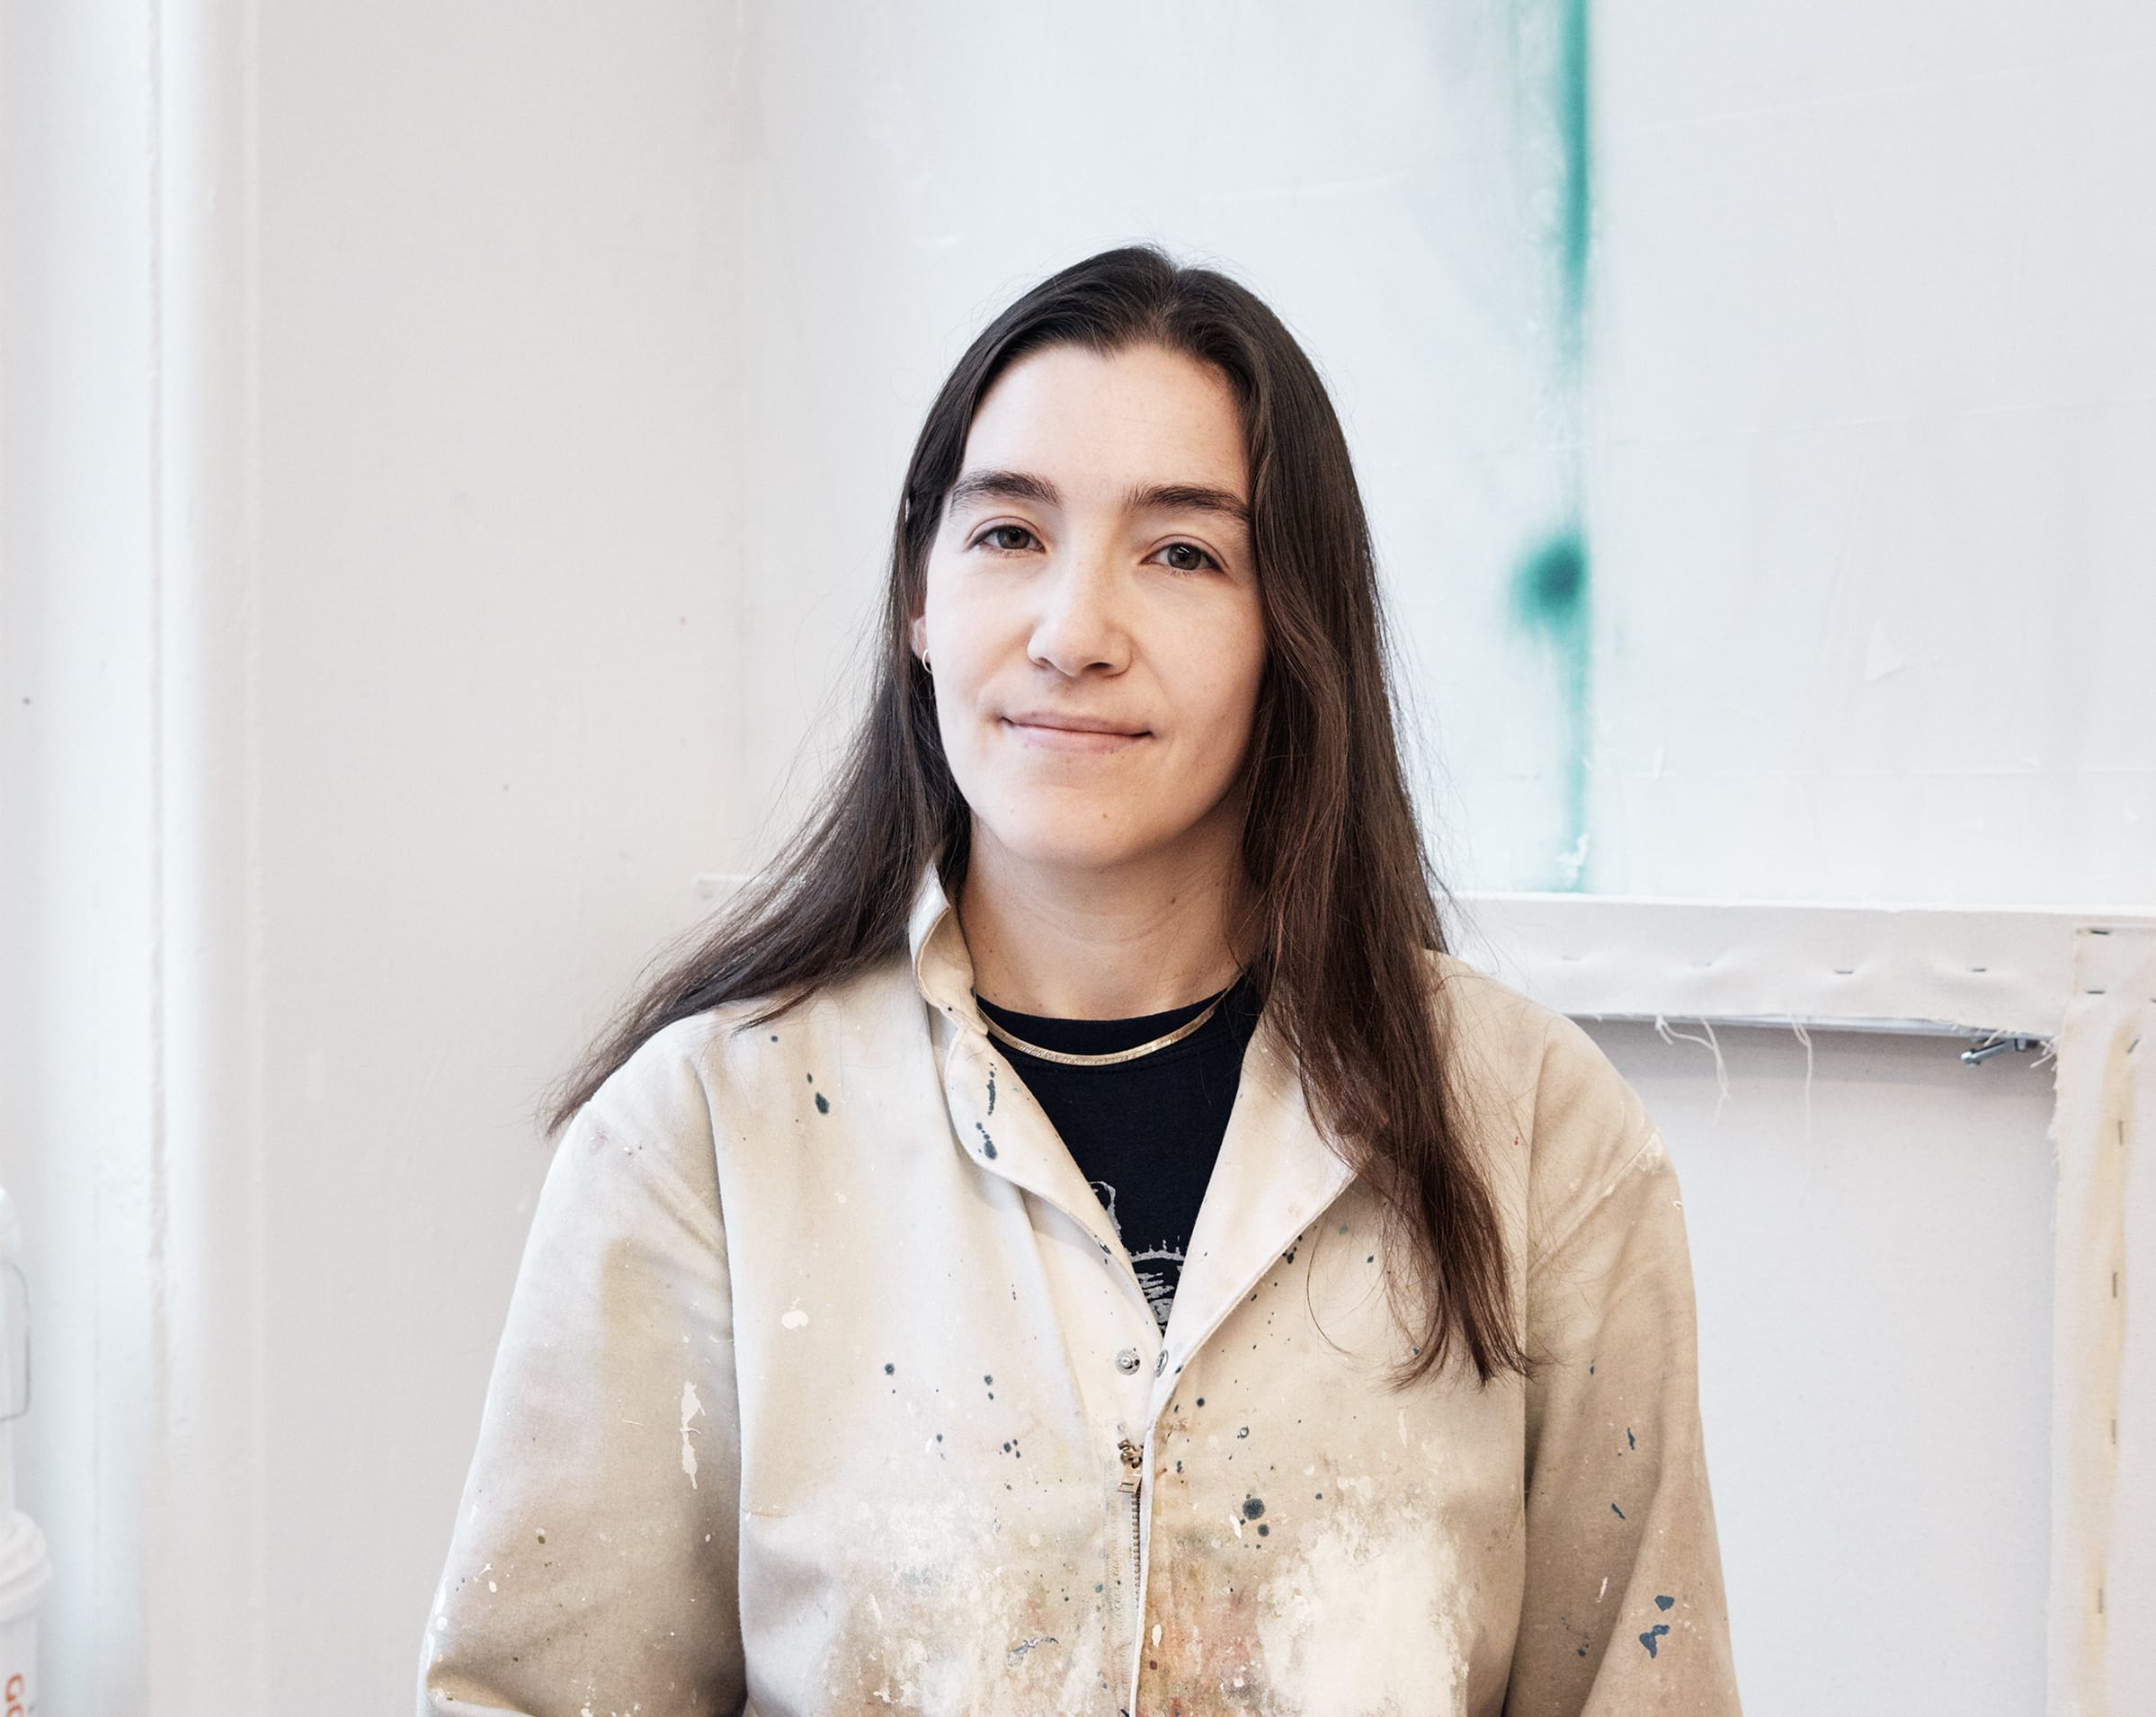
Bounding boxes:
1026 547 1130 678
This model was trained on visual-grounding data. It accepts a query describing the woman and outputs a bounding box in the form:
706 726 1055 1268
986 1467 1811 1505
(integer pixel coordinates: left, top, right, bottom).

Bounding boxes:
418 245 1741 1716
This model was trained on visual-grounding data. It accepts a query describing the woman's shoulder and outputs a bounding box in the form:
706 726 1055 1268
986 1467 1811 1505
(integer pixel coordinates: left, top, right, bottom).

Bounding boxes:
1423 947 1633 1098
577 950 924 1143
1421 947 1665 1251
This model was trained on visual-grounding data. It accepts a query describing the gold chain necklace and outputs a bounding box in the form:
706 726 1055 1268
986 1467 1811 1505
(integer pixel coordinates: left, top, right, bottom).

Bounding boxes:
978 986 1233 1068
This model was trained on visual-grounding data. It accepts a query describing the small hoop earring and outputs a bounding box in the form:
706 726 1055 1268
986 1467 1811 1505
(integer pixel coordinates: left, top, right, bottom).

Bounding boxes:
920 653 933 675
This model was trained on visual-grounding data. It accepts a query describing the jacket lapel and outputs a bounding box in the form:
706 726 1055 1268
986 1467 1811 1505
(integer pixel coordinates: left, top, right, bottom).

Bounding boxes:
1149 1014 1354 1410
907 867 1138 1274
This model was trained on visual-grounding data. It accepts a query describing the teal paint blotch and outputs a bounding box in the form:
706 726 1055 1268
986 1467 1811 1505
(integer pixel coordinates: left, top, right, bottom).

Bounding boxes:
1514 532 1587 633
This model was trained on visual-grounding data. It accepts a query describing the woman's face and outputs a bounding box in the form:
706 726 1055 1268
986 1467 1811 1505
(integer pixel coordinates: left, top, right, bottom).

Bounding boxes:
913 342 1267 878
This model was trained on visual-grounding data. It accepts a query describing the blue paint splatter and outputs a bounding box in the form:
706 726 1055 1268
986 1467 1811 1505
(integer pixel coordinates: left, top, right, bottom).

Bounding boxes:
1610 1502 1626 1520
1639 1624 1670 1658
986 1065 997 1114
814 1091 829 1114
1655 1594 1675 1611
975 1123 997 1159
1626 1428 1635 1449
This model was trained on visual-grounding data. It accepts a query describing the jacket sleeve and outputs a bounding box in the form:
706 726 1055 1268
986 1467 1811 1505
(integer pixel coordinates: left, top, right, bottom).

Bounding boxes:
1501 1023 1742 1716
416 1026 747 1715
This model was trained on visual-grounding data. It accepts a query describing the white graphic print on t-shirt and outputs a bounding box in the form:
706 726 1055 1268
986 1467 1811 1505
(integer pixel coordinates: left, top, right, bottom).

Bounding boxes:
1090 1179 1183 1331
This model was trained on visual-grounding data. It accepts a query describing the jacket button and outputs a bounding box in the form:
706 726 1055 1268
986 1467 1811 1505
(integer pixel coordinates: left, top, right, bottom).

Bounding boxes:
1116 1348 1142 1374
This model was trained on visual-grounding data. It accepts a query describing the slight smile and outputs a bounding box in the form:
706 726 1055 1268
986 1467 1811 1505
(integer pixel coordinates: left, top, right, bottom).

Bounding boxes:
1000 711 1152 753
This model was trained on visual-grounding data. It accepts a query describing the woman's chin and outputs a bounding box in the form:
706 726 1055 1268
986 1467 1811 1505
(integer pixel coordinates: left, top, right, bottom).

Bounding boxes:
973 812 1169 877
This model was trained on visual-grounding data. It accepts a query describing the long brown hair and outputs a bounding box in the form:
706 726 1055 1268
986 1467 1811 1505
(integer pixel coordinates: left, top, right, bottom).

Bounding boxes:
548 245 1526 1388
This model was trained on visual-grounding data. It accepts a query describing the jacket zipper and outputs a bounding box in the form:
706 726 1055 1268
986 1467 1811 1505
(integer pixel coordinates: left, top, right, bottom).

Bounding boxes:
1116 1436 1144 1585
1117 1436 1145 1704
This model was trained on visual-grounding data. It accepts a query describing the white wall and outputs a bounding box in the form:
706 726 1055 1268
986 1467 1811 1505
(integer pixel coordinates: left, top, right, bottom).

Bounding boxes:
254 4 753 1698
3 3 2149 1713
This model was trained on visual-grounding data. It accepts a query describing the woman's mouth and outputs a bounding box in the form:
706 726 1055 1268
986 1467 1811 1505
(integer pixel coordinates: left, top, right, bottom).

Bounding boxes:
1000 711 1151 752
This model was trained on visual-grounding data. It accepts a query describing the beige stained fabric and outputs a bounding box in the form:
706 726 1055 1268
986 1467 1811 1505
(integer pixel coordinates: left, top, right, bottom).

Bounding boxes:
419 866 1742 1715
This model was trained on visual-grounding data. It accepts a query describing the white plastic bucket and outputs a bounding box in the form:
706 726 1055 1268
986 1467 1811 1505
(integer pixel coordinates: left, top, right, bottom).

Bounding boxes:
0 1510 49 1716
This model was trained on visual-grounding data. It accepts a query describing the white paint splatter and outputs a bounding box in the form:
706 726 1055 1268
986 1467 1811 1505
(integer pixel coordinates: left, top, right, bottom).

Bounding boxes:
781 1300 809 1330
680 1379 705 1489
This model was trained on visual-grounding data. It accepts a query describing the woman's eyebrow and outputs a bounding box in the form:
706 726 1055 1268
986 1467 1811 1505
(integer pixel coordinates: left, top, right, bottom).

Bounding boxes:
944 469 1250 529
946 468 1060 515
1124 481 1250 526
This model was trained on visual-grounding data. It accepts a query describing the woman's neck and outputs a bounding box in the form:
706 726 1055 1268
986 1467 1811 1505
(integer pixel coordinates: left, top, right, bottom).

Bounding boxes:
957 830 1249 1020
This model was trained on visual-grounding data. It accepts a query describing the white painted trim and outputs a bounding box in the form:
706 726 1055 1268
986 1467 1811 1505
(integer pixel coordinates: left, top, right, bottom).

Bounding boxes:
150 0 270 1707
2 0 266 1704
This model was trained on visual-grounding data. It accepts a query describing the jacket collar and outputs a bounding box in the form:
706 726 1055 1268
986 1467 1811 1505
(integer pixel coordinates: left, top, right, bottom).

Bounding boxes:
903 860 1356 1398
905 860 983 1028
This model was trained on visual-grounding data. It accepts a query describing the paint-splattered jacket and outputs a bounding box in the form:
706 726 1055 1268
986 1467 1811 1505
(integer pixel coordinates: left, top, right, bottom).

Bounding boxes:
419 867 1742 1715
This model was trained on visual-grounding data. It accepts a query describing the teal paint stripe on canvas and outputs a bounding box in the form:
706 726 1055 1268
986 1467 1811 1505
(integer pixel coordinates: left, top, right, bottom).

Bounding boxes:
1510 0 1595 890
1556 0 1590 341
1511 528 1592 886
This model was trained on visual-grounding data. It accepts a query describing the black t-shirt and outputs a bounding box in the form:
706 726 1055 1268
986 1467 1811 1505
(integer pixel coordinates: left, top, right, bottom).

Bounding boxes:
974 975 1263 1332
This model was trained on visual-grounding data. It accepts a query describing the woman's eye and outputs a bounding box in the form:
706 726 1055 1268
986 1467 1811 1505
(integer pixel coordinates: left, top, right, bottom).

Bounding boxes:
1154 540 1221 574
975 523 1038 553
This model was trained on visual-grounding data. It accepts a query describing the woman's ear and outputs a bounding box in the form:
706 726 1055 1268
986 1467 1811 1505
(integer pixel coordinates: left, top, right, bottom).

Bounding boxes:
909 610 929 662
